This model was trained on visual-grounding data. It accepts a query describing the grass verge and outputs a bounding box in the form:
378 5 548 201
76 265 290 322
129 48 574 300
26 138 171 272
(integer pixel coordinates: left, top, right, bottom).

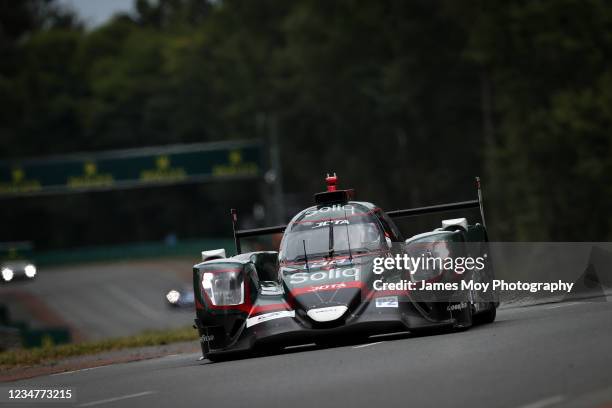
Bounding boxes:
0 326 197 368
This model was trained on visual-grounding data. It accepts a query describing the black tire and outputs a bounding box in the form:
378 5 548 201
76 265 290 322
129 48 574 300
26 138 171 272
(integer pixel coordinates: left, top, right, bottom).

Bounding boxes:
474 303 496 325
205 353 227 362
206 352 245 362
451 302 473 331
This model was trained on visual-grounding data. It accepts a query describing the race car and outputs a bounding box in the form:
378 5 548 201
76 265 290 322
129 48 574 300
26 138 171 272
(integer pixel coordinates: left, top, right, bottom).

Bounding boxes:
1 242 37 283
1 260 37 283
193 175 497 361
165 285 195 308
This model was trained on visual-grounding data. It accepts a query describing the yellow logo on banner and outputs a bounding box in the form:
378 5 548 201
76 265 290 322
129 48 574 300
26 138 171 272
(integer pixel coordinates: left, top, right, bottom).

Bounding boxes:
0 167 41 194
84 161 97 177
156 155 170 171
229 150 242 166
68 161 114 189
140 155 187 183
12 168 25 183
213 149 258 177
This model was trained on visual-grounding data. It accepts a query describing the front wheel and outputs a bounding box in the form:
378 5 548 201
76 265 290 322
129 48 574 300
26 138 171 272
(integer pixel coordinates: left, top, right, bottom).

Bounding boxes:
206 353 229 363
205 351 250 362
449 301 473 330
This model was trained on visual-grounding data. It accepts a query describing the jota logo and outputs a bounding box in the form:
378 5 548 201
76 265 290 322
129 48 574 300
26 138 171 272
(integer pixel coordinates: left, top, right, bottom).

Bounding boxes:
312 219 349 228
288 267 361 285
308 283 347 292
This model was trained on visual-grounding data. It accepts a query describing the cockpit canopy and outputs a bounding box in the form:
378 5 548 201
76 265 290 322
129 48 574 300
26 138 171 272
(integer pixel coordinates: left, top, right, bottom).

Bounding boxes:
278 202 385 263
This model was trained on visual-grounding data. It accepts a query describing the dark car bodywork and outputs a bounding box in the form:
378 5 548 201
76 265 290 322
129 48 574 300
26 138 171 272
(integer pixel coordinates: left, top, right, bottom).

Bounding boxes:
193 177 497 360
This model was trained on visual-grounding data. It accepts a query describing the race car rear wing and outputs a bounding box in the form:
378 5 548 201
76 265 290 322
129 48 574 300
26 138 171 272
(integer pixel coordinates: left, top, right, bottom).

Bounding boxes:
386 199 479 218
230 177 487 255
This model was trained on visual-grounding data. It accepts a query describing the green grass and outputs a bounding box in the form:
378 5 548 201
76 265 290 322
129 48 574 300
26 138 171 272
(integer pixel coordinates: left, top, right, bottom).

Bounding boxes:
0 326 198 368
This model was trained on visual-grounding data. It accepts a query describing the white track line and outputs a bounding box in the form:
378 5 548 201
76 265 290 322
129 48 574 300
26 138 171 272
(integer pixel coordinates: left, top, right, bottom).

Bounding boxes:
370 331 410 338
353 341 384 349
546 302 580 309
78 391 157 407
515 395 564 408
52 365 109 376
285 343 317 350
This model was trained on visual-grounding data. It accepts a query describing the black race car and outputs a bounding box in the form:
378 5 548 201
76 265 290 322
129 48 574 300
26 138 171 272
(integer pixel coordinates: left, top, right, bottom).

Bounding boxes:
193 175 497 361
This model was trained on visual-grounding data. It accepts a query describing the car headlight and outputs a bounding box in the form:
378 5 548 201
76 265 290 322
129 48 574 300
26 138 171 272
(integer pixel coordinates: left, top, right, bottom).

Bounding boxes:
2 268 14 282
202 271 244 306
166 290 180 304
24 264 37 278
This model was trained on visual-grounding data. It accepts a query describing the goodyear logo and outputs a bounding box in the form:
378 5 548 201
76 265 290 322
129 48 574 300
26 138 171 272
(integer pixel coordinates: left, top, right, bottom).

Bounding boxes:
140 155 187 183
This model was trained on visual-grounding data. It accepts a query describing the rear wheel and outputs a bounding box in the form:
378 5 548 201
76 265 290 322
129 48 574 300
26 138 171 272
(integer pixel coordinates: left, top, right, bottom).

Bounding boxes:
205 353 228 363
474 303 496 325
206 351 250 362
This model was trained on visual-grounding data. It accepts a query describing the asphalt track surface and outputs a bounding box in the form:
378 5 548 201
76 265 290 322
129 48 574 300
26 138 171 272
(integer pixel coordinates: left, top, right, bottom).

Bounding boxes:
0 259 195 340
5 299 612 408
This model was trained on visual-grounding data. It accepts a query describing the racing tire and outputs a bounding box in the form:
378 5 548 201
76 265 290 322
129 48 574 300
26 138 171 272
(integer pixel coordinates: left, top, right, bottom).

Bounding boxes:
206 352 247 362
451 302 473 331
473 303 496 325
205 353 228 363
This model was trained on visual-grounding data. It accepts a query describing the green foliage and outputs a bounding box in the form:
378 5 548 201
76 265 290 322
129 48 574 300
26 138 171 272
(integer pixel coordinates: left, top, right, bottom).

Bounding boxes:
461 0 612 239
0 326 196 367
1 0 611 243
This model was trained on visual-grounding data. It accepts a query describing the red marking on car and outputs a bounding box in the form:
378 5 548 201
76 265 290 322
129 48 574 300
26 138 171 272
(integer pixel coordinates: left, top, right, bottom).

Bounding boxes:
290 280 364 296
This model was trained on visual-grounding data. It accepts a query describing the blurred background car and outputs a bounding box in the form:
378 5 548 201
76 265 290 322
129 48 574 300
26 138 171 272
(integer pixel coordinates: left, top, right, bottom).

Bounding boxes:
0 242 37 283
1 260 37 283
165 285 195 308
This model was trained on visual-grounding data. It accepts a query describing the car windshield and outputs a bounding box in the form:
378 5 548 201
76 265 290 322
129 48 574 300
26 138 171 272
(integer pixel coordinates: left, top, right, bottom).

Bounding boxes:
279 204 384 262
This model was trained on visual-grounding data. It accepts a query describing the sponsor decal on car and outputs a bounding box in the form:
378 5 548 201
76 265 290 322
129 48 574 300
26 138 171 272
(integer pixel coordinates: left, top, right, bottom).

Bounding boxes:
375 296 399 308
308 283 347 292
288 267 361 285
446 302 468 311
303 204 355 218
312 219 350 229
305 257 352 269
246 310 296 328
306 305 348 322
